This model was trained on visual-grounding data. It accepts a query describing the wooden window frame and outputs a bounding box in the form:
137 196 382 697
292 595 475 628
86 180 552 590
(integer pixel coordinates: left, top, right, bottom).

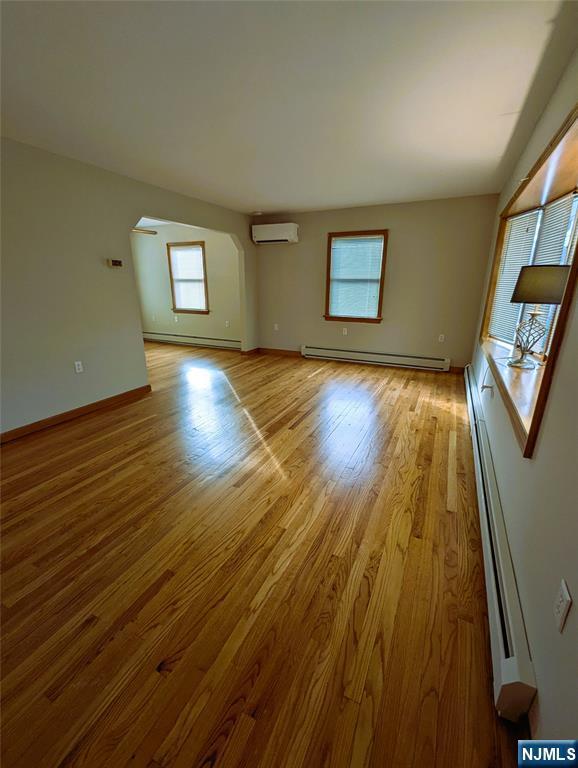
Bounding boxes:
480 104 578 459
324 229 388 323
167 241 210 315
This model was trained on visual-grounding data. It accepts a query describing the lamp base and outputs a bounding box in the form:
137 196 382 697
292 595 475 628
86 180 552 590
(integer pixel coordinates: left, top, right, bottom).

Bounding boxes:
507 355 536 370
509 311 546 371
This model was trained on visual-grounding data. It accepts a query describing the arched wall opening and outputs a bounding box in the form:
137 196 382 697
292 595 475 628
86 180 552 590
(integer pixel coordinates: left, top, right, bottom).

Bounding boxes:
129 216 245 354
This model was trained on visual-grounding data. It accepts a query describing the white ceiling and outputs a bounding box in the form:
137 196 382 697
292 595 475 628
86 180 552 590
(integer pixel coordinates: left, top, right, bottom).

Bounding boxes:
2 1 577 213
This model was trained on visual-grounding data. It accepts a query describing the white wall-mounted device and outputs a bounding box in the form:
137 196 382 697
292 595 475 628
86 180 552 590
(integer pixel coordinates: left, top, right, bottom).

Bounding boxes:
251 223 299 244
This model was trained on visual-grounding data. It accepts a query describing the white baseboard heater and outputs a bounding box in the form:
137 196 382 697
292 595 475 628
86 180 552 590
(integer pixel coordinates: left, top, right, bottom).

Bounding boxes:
301 345 450 371
143 332 241 350
464 364 536 721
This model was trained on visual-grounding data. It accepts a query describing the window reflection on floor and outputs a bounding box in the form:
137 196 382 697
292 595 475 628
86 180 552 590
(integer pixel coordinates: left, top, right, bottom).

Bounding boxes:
317 380 378 478
181 364 241 468
181 363 285 477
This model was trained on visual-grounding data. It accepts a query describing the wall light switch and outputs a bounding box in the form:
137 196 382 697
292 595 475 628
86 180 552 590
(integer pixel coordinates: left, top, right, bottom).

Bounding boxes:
342 327 348 336
554 579 572 633
273 323 279 332
74 361 84 374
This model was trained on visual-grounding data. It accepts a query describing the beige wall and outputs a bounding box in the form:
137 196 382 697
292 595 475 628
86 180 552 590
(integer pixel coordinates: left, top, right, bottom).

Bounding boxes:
256 195 498 367
0 138 256 433
471 50 578 738
131 224 241 347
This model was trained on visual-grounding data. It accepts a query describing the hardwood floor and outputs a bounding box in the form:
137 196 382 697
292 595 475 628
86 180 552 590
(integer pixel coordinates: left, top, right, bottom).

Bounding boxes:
1 342 517 767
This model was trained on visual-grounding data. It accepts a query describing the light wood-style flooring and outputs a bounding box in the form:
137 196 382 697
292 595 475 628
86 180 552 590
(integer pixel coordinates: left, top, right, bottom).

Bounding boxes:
1 342 518 767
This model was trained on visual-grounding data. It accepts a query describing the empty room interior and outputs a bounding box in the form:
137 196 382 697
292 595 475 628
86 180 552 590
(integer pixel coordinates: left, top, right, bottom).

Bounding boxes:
1 2 577 767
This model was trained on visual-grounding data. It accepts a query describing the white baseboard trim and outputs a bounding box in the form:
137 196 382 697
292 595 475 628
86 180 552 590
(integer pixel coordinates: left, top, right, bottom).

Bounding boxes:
464 365 536 722
301 344 450 371
143 332 241 350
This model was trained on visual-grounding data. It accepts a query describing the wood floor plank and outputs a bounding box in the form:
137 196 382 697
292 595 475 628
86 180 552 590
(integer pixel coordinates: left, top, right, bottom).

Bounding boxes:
0 342 518 768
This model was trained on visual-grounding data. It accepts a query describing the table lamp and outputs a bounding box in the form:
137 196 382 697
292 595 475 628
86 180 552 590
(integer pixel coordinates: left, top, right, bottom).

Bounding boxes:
508 264 570 369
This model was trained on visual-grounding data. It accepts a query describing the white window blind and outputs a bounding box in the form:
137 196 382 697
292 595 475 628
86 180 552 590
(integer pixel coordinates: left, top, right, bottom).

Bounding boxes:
566 196 578 264
488 210 540 343
327 235 385 319
168 243 208 312
519 194 576 351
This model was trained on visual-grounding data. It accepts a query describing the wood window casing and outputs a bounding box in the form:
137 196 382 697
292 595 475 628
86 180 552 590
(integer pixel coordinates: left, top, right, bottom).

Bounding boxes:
167 241 210 315
324 229 388 323
480 104 578 458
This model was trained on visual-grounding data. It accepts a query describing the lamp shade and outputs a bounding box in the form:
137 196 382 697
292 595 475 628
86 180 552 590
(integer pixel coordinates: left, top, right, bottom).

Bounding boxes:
510 264 570 305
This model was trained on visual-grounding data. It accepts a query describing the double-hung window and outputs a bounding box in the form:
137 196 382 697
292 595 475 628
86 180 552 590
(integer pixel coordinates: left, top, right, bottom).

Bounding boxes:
324 230 388 323
488 193 577 351
167 241 209 314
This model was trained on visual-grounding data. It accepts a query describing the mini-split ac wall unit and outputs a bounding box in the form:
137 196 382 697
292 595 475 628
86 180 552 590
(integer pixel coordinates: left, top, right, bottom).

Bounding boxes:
252 222 299 244
464 365 536 721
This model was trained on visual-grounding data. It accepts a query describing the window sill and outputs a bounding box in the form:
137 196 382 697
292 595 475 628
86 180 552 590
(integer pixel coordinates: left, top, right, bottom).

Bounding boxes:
172 309 210 315
324 315 382 324
482 338 544 452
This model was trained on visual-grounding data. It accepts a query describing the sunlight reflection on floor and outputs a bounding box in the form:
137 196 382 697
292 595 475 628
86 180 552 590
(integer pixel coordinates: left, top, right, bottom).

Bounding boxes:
181 363 286 479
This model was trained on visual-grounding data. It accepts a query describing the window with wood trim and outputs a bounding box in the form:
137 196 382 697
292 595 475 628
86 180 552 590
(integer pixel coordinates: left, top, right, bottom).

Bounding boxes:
480 107 578 459
167 241 209 314
488 192 577 352
324 230 388 322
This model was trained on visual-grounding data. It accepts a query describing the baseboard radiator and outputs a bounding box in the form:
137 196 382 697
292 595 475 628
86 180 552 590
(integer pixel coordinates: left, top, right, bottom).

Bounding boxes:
301 345 450 371
143 332 241 351
464 364 536 721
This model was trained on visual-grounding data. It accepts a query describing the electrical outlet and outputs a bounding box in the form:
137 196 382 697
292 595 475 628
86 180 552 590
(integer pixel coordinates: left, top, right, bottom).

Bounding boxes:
438 334 445 343
225 320 230 328
174 315 179 323
553 579 572 632
273 323 279 332
152 313 156 322
342 327 348 336
74 361 84 374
